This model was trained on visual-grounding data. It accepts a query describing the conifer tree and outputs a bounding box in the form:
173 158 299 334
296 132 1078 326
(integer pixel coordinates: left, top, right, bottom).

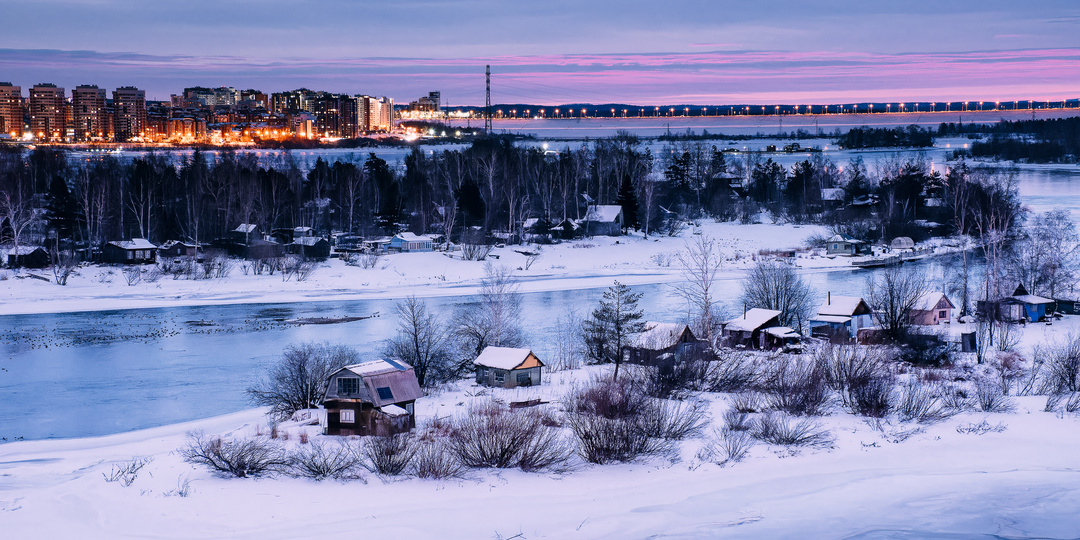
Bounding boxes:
615 174 639 233
583 281 647 379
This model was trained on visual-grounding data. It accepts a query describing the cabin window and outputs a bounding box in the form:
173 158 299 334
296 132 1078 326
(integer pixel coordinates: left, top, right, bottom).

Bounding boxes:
939 310 946 319
494 371 505 384
126 251 133 260
337 377 359 395
376 387 393 400
339 409 355 423
516 372 531 386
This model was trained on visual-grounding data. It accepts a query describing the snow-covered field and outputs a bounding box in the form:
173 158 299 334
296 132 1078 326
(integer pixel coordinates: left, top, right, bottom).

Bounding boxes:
3 360 1080 539
5 220 1080 539
0 222 832 316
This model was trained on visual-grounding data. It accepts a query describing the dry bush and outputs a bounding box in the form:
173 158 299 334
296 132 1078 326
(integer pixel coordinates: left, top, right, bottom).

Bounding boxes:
361 433 418 476
975 378 1015 413
289 439 363 480
940 385 976 413
411 439 466 479
702 351 762 392
644 359 710 399
752 412 833 447
1040 338 1080 394
449 401 571 471
895 380 952 423
723 409 754 432
102 457 153 486
565 377 703 464
847 376 894 418
180 431 288 478
729 392 763 414
763 357 831 416
460 243 493 261
698 427 755 465
122 266 142 286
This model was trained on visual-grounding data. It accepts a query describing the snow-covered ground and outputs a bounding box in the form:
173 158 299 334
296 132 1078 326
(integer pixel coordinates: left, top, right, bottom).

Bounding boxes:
0 221 834 316
3 360 1079 539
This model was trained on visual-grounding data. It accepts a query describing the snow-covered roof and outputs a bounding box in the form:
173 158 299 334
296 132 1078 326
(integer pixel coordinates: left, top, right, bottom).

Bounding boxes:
583 205 623 223
816 296 868 317
1010 294 1054 305
632 322 691 349
108 238 157 250
2 245 45 255
474 346 537 370
344 359 413 377
394 232 432 242
234 224 258 234
523 218 539 229
765 326 800 338
810 315 852 324
828 234 865 244
723 309 781 332
294 236 324 246
379 404 409 416
913 291 950 312
890 237 915 250
293 226 312 233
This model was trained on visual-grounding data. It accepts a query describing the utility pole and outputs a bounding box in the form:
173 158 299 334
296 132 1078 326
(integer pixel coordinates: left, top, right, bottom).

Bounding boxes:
485 65 492 135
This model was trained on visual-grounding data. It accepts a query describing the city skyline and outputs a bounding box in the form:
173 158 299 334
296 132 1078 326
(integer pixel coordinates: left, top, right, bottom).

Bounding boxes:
3 1 1079 105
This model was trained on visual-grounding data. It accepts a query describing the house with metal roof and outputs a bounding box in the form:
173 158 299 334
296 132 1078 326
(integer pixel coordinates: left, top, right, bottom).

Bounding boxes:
102 238 158 264
908 291 955 325
580 205 624 236
389 232 434 252
321 359 424 436
721 308 783 349
474 346 544 388
621 322 700 367
826 234 871 256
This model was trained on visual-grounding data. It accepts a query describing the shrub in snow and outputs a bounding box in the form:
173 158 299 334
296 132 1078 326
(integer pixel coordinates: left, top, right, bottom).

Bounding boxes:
723 408 754 432
955 420 1007 435
763 357 831 416
180 431 289 478
644 358 709 400
846 375 894 418
1045 392 1080 413
752 412 833 447
699 427 755 465
820 344 897 418
450 400 571 472
702 351 762 393
975 378 1015 413
1040 338 1080 394
289 439 363 481
410 439 466 480
361 433 417 476
102 456 153 486
729 391 763 414
566 412 672 464
636 399 706 440
895 380 952 424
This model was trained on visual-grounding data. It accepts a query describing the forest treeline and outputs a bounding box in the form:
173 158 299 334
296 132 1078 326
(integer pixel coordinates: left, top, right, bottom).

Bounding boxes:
0 133 1023 255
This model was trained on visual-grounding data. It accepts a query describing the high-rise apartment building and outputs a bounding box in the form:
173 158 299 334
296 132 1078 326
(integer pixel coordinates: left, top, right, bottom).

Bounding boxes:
30 83 66 141
113 86 147 142
0 82 22 137
71 85 107 141
359 95 394 132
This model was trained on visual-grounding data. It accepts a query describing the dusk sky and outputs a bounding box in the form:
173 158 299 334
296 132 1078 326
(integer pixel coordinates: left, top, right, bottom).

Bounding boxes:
3 0 1079 105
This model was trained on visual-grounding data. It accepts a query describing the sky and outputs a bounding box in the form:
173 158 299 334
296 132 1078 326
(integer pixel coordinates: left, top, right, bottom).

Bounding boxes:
2 0 1079 106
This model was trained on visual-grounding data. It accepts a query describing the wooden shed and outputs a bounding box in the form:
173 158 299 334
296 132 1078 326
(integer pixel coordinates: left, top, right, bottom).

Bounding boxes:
721 308 783 349
102 239 158 264
1 246 49 268
622 322 700 367
580 205 624 236
321 359 424 436
474 346 544 388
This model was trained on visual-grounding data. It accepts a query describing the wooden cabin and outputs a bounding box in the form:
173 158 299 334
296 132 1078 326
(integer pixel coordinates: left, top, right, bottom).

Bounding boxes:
102 239 158 264
1 245 49 268
826 234 871 256
721 308 782 349
908 292 955 325
474 346 544 388
321 359 424 436
809 294 875 342
580 205 624 236
159 240 199 259
622 322 700 367
291 236 330 260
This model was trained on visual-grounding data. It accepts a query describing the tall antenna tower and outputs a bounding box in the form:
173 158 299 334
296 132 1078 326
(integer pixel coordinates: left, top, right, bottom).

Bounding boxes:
485 65 492 135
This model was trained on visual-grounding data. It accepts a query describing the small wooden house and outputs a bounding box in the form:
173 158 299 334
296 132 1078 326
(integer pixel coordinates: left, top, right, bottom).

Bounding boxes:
389 232 433 252
159 240 199 259
999 284 1055 323
721 308 782 349
1 245 49 268
580 205 624 236
291 236 330 260
474 346 544 388
908 291 955 325
102 239 158 264
622 322 700 367
809 294 875 342
321 359 424 436
826 234 871 256
231 223 259 244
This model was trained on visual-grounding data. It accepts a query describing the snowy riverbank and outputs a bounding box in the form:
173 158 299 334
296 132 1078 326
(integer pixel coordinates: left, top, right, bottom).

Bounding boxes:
0 222 835 316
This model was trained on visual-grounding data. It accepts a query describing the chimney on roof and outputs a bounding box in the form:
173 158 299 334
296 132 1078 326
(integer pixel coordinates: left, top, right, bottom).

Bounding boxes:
828 291 831 305
743 302 747 319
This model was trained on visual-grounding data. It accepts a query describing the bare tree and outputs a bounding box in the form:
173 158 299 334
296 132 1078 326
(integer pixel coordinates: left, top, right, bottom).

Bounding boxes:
865 265 928 339
453 264 525 360
0 192 39 254
1010 209 1079 299
385 296 451 387
672 234 723 343
247 342 356 421
741 260 813 332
